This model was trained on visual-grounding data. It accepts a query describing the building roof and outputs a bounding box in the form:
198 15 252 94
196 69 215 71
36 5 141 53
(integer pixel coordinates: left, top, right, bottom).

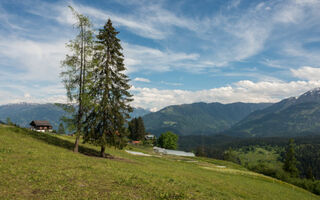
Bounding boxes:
30 120 52 127
145 134 156 139
153 147 195 157
145 134 155 137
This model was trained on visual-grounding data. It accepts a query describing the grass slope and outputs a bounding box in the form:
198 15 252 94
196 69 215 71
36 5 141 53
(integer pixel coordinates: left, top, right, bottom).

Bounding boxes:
0 125 318 200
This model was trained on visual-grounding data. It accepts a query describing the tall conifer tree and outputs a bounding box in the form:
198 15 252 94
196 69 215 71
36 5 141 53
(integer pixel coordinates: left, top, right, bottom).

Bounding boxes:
83 19 133 157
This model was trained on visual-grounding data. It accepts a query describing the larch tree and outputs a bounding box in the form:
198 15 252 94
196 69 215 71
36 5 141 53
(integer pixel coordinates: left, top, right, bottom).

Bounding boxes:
83 19 133 157
60 6 94 153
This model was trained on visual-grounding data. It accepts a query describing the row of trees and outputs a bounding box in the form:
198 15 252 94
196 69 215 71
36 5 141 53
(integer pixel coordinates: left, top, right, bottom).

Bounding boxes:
61 7 132 157
61 6 179 158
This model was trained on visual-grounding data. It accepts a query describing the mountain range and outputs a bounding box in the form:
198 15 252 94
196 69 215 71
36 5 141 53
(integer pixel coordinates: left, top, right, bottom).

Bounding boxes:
0 103 149 131
2 88 320 137
228 88 320 137
142 102 272 136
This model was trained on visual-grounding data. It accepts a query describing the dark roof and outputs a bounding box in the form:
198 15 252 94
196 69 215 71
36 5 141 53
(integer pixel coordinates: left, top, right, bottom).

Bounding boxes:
0 120 4 124
30 120 52 127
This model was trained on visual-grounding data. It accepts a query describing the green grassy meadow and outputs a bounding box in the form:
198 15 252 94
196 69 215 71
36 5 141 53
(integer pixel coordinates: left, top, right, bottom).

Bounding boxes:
0 125 318 200
235 146 283 170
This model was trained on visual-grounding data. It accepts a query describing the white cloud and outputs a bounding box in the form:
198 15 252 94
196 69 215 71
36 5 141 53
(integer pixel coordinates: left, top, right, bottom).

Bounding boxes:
130 80 320 111
283 42 320 65
261 59 288 69
196 0 320 67
134 77 150 83
0 82 67 105
273 3 304 24
0 37 67 82
228 0 241 9
17 0 320 74
24 93 31 98
123 43 199 73
48 1 197 40
295 0 320 5
160 81 183 86
0 87 67 105
193 1 274 66
291 66 320 81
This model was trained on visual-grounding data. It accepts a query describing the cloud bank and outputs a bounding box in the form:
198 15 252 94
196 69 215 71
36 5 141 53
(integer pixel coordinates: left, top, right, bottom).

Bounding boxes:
131 80 320 111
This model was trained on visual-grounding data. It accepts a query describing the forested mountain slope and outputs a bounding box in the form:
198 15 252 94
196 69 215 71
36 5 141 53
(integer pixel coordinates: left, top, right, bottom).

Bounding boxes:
143 102 272 135
229 88 320 137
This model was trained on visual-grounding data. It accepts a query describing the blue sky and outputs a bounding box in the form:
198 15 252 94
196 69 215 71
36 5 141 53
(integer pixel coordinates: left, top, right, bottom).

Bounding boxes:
1 0 320 111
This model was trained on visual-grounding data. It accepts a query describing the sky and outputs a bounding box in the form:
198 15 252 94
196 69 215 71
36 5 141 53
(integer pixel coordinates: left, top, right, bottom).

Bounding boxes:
0 0 320 111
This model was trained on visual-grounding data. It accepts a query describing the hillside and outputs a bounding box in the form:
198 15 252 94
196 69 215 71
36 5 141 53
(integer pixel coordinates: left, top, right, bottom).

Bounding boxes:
143 102 272 136
229 88 320 137
0 103 149 130
0 125 318 199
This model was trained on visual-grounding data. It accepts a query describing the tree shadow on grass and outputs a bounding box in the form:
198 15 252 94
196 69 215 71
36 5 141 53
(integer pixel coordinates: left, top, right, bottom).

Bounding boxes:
13 126 104 158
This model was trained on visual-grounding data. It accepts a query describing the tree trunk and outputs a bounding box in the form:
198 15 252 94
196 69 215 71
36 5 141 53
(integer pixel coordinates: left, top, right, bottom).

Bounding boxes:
100 145 106 158
74 23 84 153
74 134 80 153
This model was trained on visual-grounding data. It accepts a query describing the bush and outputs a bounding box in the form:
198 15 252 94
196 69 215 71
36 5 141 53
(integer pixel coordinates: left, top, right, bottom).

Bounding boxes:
158 131 178 150
248 163 279 178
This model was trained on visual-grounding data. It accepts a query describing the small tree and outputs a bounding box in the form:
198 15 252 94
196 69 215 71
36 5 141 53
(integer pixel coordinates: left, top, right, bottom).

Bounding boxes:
158 131 178 150
6 117 12 125
58 123 66 135
128 117 146 140
283 139 299 177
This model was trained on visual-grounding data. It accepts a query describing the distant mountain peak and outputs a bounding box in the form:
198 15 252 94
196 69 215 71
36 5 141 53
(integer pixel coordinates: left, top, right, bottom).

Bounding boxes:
296 87 320 104
301 87 320 96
